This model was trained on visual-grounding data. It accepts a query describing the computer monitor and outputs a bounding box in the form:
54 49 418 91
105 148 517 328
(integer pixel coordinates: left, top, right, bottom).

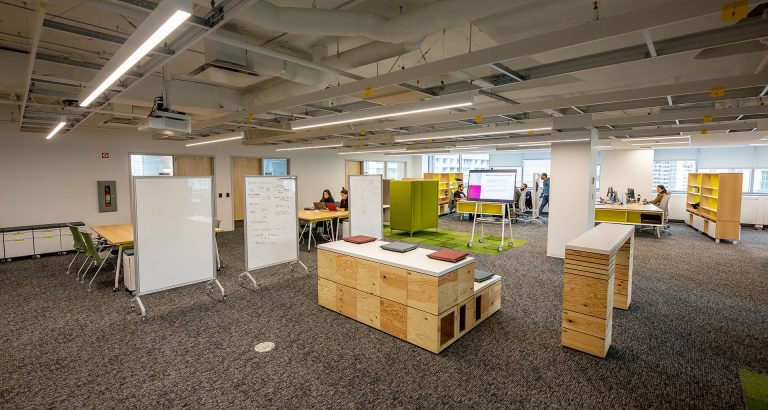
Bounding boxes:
626 188 635 202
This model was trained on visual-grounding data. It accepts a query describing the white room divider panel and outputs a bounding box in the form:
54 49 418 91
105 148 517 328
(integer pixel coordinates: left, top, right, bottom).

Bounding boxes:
349 175 383 239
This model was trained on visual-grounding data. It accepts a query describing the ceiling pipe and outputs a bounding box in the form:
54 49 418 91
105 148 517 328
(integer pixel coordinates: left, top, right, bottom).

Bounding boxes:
238 0 516 44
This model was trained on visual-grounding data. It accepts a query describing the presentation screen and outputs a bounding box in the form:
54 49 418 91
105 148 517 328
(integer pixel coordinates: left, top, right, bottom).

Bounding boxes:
467 170 518 202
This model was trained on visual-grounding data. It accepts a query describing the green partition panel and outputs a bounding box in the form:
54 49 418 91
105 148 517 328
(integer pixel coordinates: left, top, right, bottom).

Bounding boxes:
390 180 438 234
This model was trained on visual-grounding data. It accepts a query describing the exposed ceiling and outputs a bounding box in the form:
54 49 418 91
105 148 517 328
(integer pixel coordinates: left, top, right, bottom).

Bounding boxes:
0 0 766 151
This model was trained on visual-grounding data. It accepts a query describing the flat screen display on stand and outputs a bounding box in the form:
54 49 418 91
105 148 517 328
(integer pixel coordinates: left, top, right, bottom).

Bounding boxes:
467 170 518 202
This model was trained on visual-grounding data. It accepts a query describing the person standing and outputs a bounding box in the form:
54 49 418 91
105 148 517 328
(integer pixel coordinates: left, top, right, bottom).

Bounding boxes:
539 173 550 215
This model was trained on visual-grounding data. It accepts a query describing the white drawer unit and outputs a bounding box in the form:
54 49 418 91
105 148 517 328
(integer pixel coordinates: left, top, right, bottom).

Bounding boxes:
0 233 4 260
707 221 717 237
34 234 62 255
60 231 75 252
5 236 35 259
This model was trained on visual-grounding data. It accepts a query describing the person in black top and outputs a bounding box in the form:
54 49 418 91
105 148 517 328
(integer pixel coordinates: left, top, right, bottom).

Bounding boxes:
321 189 335 204
339 187 349 210
453 183 467 200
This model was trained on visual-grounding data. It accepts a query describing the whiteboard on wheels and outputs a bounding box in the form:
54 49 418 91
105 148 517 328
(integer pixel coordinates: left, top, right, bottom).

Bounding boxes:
244 176 299 271
133 176 215 296
349 175 383 239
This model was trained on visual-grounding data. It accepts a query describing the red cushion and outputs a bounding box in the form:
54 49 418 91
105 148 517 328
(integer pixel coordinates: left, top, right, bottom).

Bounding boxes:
343 235 377 244
427 249 469 263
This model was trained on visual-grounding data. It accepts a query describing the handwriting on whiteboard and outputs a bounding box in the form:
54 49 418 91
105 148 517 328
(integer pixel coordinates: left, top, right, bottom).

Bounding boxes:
245 177 298 269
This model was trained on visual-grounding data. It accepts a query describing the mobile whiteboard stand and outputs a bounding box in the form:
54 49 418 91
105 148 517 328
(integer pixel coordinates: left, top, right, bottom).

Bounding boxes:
467 201 515 252
239 176 307 291
130 176 223 321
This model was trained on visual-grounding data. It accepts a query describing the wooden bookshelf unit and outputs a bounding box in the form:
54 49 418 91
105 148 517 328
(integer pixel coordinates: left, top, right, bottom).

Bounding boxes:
423 172 463 215
685 172 743 243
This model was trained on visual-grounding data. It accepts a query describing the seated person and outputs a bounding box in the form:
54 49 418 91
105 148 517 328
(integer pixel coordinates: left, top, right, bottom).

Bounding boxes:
321 189 335 205
339 187 349 210
644 185 667 206
453 183 467 200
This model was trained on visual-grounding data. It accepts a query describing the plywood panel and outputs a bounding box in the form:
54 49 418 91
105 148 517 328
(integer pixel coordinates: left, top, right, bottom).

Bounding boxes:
562 309 609 338
380 265 408 305
457 264 474 301
317 249 335 280
407 271 438 314
380 299 407 339
437 269 458 314
232 157 262 221
357 259 381 296
562 273 613 319
407 307 438 352
175 156 213 176
318 277 337 311
357 291 380 329
561 328 610 358
335 254 358 288
337 283 357 318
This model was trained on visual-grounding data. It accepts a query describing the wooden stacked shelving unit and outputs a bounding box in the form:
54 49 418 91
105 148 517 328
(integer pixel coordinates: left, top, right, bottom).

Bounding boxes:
686 172 743 243
423 172 463 215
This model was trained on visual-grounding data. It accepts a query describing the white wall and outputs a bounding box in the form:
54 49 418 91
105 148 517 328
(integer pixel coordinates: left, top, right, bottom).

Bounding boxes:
546 132 597 258
0 124 413 231
599 149 654 199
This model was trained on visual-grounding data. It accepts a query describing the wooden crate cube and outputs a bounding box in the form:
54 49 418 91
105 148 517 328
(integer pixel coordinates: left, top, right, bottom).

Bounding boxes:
561 309 611 338
561 326 612 358
337 283 357 319
457 264 474 301
357 291 380 329
380 265 408 305
488 282 501 315
318 277 337 311
380 299 407 340
335 254 358 288
357 259 381 296
407 307 438 352
317 250 335 280
562 273 614 320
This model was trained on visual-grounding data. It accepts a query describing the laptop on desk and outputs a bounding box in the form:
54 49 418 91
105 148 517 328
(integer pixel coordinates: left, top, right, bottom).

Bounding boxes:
313 202 327 210
325 202 338 212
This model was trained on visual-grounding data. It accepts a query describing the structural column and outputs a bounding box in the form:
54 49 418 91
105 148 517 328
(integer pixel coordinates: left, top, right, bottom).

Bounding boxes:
546 129 598 258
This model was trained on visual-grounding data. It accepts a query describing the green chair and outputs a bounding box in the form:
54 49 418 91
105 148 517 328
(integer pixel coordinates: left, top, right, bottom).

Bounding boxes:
65 225 86 275
80 231 115 292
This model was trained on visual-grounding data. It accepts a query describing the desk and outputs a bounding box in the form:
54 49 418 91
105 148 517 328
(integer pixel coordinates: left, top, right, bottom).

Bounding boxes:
561 223 635 358
317 240 501 353
91 224 224 292
595 203 664 237
298 209 349 251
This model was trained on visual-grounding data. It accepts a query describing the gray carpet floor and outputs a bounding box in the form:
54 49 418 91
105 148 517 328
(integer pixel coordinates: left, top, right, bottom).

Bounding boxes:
1 219 766 409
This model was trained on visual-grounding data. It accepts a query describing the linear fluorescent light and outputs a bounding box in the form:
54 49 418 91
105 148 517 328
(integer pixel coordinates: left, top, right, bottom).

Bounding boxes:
517 142 551 147
395 126 552 142
276 143 344 151
186 133 244 147
338 148 407 155
79 1 192 107
627 135 690 142
631 141 690 146
291 94 474 130
46 120 67 140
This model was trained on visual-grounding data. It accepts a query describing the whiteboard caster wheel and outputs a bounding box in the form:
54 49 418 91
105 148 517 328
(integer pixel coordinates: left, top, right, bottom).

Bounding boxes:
467 242 473 248
206 287 213 295
130 305 135 312
497 246 503 252
239 279 244 286
140 316 146 321
479 238 485 243
222 296 227 302
87 288 92 293
508 242 513 247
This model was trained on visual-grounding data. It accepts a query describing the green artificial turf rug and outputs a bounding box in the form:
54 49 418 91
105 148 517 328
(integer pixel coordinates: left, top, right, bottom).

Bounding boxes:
383 223 527 256
741 369 768 410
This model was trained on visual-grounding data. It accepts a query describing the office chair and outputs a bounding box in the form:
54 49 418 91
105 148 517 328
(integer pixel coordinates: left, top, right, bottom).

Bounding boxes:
81 231 116 292
656 194 672 237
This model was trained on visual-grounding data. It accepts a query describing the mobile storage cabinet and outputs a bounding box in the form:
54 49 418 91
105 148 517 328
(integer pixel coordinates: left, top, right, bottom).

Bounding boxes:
685 173 743 243
1 222 85 261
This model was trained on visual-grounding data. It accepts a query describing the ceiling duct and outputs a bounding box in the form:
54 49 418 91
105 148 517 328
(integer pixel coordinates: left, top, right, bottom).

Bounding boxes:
189 39 262 88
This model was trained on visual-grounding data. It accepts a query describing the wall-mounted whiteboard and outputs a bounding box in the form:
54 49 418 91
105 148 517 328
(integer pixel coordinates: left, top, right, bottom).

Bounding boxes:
349 175 383 239
244 176 299 271
133 177 215 295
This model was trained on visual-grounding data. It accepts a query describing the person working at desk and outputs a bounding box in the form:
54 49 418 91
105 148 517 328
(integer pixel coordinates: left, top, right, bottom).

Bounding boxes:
453 183 466 200
516 183 531 212
644 185 667 206
539 173 550 215
321 189 335 204
339 187 349 211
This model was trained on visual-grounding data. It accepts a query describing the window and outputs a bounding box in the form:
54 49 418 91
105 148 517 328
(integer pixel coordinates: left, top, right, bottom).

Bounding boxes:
652 160 696 191
130 154 173 176
263 158 289 176
595 164 601 192
753 169 768 193
363 161 385 175
698 169 750 192
459 153 490 182
522 159 551 188
386 161 406 179
433 154 460 173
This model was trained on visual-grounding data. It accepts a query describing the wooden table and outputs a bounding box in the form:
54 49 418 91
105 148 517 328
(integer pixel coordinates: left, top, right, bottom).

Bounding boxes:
317 240 501 353
298 209 349 251
595 203 664 237
91 224 224 292
561 223 635 358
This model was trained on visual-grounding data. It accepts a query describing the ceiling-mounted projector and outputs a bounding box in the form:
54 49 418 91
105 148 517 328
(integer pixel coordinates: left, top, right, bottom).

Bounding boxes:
138 110 191 134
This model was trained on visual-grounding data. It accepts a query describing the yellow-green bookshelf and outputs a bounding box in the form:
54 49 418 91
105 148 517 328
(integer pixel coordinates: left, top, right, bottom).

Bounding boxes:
423 172 463 215
686 172 742 243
